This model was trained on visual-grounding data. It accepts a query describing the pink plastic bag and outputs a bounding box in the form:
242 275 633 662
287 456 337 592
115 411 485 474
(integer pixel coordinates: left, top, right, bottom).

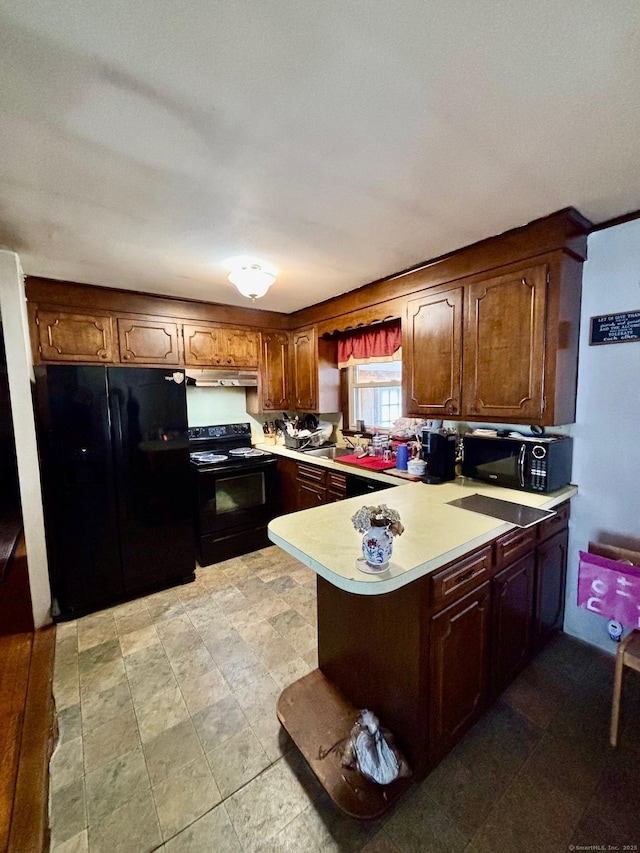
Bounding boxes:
578 550 640 628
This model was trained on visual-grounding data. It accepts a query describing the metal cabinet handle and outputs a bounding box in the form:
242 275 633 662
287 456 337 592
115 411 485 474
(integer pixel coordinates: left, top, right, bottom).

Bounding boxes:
453 568 475 586
518 444 526 488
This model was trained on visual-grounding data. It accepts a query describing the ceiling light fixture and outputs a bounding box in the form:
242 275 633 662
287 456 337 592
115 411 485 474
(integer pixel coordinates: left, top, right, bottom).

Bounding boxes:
227 263 276 300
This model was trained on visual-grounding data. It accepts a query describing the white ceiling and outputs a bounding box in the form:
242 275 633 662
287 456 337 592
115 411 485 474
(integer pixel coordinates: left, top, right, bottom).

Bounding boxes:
1 2 639 314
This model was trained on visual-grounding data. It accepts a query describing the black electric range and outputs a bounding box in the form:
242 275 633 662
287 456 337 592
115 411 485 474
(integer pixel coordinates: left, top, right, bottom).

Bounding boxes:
188 422 268 467
187 423 278 565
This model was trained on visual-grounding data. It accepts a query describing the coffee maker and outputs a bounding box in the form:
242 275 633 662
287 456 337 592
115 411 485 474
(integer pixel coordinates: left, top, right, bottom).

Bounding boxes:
420 430 457 484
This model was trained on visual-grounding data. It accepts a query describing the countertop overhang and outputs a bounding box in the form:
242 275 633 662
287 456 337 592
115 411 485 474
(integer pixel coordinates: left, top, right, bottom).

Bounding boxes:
267 475 577 595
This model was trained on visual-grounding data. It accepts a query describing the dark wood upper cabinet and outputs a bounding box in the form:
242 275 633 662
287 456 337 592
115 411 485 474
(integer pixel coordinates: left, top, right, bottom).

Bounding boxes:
404 255 582 425
404 286 463 417
117 318 180 365
291 328 316 411
291 328 339 413
463 265 547 422
26 210 587 421
222 328 260 368
182 324 221 365
35 310 114 363
183 323 259 368
247 331 291 412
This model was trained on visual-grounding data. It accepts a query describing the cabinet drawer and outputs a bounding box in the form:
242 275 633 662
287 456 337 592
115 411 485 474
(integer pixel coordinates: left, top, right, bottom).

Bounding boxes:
327 472 347 493
296 463 327 485
494 527 537 568
431 547 492 608
326 471 347 503
537 501 570 542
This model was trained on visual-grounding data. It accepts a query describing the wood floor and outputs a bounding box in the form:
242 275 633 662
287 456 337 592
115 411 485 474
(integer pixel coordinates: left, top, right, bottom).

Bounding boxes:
0 627 56 853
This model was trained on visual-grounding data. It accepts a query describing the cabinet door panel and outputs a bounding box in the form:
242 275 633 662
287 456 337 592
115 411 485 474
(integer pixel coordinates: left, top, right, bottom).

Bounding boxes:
292 328 317 411
464 265 547 420
260 332 290 410
491 553 535 696
276 456 299 514
37 311 113 363
117 319 180 364
429 582 491 762
296 480 326 510
404 287 463 417
183 324 222 365
223 329 259 368
534 528 568 650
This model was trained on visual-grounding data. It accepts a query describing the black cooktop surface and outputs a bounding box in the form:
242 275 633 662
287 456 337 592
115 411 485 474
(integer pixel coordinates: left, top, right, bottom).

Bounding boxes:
446 493 556 528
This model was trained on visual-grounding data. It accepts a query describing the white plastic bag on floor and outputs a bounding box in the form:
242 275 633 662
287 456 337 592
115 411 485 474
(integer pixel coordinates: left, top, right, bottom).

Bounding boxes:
342 710 411 785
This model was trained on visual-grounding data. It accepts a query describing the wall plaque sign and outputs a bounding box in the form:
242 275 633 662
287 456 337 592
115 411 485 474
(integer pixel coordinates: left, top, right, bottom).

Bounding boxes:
589 310 640 345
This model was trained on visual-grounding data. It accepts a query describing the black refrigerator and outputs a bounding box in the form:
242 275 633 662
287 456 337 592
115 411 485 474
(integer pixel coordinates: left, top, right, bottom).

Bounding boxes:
35 365 195 619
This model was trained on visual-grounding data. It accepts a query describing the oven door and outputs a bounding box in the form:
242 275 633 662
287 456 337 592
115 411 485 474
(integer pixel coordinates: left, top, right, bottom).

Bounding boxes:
196 458 278 536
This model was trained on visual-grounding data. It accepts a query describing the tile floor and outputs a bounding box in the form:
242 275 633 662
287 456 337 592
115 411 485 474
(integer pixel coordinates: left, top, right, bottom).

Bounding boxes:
49 546 640 853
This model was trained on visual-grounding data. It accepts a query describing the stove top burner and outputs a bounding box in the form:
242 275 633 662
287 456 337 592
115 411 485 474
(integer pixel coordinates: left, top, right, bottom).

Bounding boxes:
228 447 265 458
188 422 269 469
190 452 229 465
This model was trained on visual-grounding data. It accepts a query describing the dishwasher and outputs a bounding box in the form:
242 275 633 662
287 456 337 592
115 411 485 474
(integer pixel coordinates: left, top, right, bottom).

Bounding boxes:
345 473 398 498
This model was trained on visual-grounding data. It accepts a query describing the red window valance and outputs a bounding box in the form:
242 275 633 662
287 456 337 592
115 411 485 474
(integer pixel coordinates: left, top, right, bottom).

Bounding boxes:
337 320 401 368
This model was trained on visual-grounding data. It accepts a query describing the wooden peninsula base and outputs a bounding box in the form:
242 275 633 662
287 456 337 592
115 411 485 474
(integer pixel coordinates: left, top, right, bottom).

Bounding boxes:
276 669 412 819
269 481 574 819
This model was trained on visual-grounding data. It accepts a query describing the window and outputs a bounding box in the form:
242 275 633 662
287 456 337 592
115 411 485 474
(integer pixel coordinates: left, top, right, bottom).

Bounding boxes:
348 361 402 430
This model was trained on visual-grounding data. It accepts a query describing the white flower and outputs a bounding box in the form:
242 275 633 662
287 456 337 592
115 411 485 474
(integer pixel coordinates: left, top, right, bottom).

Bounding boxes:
351 504 404 537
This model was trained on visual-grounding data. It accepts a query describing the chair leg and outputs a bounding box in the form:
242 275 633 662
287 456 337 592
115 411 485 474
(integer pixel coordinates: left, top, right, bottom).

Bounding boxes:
610 648 626 747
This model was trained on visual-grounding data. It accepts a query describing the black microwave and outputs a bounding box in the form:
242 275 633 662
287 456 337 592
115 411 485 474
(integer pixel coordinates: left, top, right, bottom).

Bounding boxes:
461 434 573 493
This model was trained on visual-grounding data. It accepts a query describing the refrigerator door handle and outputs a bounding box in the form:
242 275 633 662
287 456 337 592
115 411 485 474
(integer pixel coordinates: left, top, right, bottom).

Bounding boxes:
109 391 127 521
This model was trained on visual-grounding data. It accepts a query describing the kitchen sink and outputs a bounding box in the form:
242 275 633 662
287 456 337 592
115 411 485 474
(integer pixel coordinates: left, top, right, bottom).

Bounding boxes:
299 446 352 460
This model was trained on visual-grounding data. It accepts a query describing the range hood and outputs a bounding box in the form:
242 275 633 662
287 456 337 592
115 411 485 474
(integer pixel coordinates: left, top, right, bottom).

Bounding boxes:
185 369 258 387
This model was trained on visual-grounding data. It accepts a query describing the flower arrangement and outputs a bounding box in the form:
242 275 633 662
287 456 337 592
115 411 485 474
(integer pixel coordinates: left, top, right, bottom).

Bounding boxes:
351 504 404 538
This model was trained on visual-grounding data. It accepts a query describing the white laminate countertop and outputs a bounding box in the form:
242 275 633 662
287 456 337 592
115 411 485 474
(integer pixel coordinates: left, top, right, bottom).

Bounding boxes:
254 442 408 486
267 473 577 596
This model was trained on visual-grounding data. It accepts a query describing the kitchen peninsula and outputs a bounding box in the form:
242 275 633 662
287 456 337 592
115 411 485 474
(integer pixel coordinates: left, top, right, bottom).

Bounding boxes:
268 477 575 818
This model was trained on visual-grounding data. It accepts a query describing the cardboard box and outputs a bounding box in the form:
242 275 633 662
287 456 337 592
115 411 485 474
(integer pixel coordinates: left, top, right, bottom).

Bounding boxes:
588 541 640 567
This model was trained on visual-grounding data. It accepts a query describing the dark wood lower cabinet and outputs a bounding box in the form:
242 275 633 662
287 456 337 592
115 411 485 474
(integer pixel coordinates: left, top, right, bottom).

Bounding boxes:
297 479 326 509
326 471 347 503
276 456 348 513
428 582 491 763
296 462 327 509
491 552 535 696
534 527 568 650
275 457 299 515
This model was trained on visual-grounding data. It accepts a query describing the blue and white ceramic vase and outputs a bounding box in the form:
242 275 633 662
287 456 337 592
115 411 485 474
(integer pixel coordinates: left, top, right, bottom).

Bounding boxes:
362 522 393 569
